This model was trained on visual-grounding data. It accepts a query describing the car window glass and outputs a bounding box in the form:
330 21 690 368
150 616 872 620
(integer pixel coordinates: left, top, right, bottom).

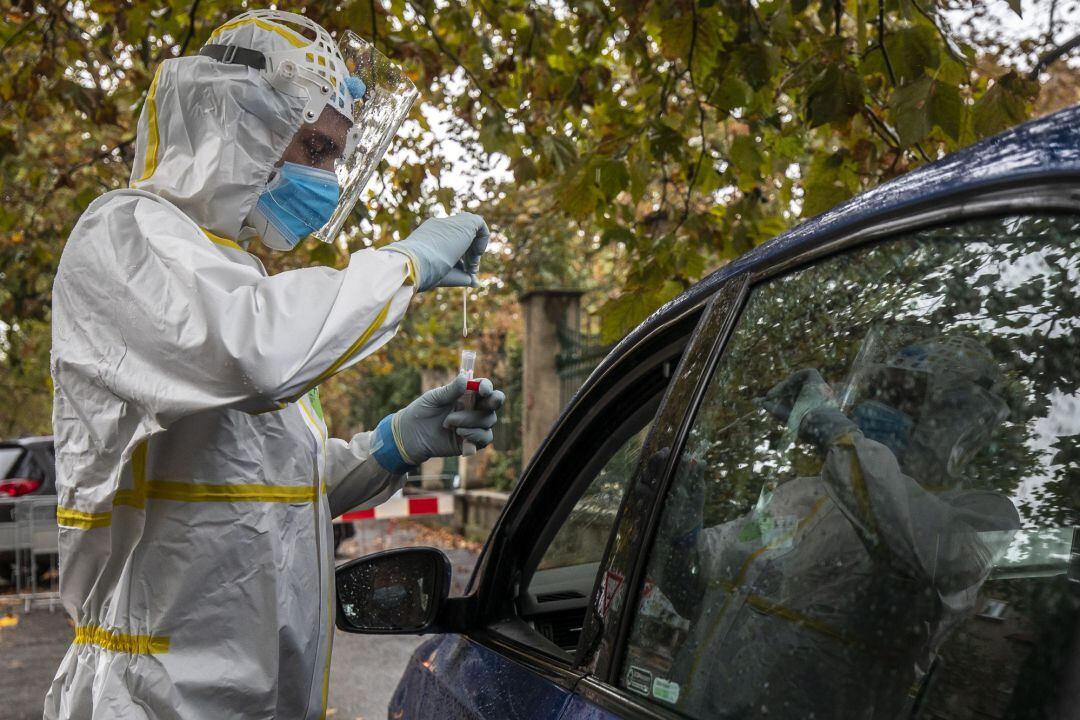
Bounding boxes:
13 450 46 482
535 424 651 572
519 395 662 656
0 448 22 478
619 214 1080 719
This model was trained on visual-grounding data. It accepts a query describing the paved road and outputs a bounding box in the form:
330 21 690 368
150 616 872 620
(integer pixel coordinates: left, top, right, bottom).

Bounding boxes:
0 606 71 718
0 519 480 720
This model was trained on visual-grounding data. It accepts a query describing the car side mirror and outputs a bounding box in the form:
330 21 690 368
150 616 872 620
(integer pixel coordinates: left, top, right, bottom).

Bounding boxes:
335 547 451 634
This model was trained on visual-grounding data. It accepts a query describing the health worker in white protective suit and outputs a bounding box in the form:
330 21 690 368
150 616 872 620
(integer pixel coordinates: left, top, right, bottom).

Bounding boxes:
45 10 503 719
655 334 1021 719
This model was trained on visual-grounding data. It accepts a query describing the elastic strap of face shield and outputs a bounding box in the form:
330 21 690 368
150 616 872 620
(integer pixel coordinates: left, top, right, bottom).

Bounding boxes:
199 43 337 126
199 44 268 71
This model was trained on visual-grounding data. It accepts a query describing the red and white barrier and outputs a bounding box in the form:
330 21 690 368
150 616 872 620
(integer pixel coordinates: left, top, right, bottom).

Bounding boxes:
337 491 453 522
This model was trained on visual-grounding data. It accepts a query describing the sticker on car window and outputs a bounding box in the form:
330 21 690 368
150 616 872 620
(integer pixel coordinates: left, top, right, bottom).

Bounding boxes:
600 570 623 615
652 677 681 704
625 666 652 696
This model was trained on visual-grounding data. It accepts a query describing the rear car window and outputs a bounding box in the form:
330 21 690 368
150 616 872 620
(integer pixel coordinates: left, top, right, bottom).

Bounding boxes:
0 447 24 478
619 214 1080 718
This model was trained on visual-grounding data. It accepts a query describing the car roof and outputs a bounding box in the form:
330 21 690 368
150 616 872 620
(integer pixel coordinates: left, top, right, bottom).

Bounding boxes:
603 103 1080 370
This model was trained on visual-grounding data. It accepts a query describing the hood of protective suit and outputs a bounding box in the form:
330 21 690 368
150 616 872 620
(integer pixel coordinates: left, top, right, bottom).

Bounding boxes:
129 20 311 240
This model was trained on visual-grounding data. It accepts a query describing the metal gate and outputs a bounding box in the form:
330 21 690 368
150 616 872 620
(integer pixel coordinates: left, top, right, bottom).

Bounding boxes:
0 496 60 611
556 314 613 408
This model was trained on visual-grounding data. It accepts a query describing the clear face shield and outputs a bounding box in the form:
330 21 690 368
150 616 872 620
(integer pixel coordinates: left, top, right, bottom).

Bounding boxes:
313 32 419 243
223 11 419 250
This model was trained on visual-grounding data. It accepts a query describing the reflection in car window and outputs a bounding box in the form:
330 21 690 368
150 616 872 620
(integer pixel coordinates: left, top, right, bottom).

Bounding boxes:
536 425 652 572
620 215 1080 719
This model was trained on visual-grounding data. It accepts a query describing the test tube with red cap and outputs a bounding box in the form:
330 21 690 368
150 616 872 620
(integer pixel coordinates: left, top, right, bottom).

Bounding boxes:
459 349 480 456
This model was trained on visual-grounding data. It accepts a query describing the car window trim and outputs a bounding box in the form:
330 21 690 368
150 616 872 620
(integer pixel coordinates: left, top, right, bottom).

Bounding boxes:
576 276 750 679
600 179 1080 690
466 627 588 691
468 330 696 606
572 675 687 720
464 331 693 670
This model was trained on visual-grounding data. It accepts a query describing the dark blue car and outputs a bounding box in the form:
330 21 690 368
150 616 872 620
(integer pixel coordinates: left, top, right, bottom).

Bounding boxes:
335 105 1080 719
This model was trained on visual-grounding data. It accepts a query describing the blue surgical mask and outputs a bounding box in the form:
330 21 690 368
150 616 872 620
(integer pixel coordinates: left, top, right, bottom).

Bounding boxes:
255 162 340 251
852 400 914 459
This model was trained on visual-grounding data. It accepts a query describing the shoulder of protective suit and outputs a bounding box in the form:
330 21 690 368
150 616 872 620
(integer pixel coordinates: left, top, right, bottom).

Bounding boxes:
67 191 260 272
71 191 185 248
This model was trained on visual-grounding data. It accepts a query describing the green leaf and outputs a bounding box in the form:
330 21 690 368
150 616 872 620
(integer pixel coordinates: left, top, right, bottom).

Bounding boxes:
929 81 963 141
890 77 933 145
599 280 682 343
802 151 859 218
689 12 729 79
973 71 1038 138
478 116 511 153
729 134 763 189
736 44 781 89
595 159 630 199
805 64 865 127
601 225 636 246
712 74 752 111
659 14 694 61
557 166 602 220
648 120 685 160
884 24 940 84
538 133 578 174
890 77 963 145
512 156 538 183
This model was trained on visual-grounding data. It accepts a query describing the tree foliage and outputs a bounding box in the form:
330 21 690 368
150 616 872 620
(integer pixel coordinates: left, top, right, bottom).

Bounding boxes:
0 0 1055 438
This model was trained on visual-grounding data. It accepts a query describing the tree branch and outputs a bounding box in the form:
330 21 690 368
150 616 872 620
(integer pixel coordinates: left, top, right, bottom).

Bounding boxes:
677 3 707 231
877 3 897 86
910 0 966 64
1028 32 1080 79
0 14 42 60
406 0 512 119
177 0 202 57
370 0 377 50
876 5 930 163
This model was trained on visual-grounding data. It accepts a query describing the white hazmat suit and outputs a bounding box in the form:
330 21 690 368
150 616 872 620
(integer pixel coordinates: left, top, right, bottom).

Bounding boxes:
46 16 423 720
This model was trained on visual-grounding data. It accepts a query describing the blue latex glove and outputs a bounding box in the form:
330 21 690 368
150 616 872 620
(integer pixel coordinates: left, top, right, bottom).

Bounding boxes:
372 374 506 473
382 213 490 292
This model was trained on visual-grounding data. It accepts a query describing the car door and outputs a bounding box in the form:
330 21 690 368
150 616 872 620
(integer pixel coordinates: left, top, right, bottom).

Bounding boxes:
577 197 1080 718
388 296 710 719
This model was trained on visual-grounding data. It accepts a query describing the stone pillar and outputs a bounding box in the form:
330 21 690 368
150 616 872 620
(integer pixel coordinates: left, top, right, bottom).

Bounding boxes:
520 289 584 467
419 366 453 490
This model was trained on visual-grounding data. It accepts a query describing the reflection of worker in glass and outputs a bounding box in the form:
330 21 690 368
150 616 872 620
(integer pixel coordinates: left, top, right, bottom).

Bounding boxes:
659 335 1020 719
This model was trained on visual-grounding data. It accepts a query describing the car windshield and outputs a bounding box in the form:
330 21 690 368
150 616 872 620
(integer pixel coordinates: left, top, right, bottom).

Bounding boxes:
0 447 23 478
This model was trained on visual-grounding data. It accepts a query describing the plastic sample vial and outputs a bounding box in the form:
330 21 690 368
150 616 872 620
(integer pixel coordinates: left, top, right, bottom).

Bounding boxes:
458 349 479 457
